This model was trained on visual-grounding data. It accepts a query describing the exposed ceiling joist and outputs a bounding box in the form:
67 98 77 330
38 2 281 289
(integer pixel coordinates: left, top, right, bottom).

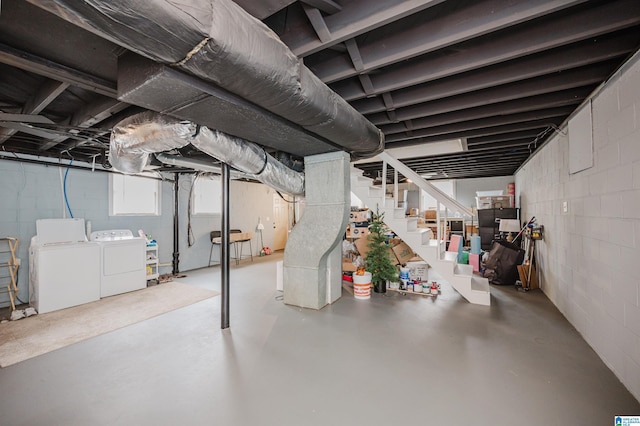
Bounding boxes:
302 4 331 43
330 0 640 100
38 97 129 151
279 0 446 56
0 79 68 144
310 0 589 83
0 43 116 97
300 0 342 14
351 31 639 115
370 76 601 127
379 105 576 136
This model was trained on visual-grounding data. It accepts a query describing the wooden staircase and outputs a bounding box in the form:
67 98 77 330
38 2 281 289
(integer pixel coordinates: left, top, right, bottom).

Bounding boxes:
350 154 490 306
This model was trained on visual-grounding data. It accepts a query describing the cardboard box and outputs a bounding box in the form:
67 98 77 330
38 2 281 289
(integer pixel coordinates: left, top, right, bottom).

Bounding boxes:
424 210 437 220
350 227 369 238
342 258 358 272
349 210 369 223
354 238 399 265
353 237 370 257
392 241 414 265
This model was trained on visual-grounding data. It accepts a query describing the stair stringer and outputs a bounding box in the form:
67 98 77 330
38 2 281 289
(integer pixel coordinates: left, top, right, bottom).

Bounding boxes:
350 169 490 306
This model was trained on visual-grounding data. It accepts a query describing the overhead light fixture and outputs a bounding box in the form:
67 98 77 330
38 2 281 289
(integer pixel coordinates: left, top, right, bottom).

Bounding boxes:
354 138 467 164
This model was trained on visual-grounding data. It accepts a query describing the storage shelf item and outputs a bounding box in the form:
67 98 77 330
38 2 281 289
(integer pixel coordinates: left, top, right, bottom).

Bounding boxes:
0 237 20 311
146 244 159 281
477 208 519 250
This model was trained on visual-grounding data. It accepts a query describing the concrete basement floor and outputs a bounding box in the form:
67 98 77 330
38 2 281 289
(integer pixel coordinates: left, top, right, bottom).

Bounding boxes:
0 252 638 425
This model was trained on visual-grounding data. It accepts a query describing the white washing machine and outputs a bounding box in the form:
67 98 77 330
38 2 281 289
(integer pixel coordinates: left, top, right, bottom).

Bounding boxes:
29 218 101 314
90 230 146 298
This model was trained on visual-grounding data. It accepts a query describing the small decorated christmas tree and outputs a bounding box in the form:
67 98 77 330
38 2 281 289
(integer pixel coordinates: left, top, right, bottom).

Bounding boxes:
365 207 399 293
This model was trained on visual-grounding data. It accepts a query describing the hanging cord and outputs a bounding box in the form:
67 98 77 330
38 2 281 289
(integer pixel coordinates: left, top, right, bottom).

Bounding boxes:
63 160 74 218
276 191 298 204
186 172 205 247
527 125 566 154
58 151 75 218
276 191 299 228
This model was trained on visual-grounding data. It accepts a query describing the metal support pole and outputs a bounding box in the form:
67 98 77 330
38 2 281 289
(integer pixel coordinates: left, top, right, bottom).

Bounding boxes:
172 173 179 275
221 163 230 329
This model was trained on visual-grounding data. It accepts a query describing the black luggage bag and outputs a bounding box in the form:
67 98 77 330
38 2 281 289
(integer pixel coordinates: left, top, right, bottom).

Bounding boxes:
483 240 525 285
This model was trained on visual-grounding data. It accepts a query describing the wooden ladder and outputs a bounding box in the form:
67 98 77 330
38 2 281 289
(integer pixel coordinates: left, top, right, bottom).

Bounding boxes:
0 237 20 311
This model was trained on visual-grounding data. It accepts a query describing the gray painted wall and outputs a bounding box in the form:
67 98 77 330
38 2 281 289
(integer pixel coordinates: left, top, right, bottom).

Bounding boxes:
516 51 640 400
0 160 279 308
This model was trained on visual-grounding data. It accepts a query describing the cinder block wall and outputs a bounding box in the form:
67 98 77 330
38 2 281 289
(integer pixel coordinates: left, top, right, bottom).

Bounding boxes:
0 162 277 308
516 51 640 400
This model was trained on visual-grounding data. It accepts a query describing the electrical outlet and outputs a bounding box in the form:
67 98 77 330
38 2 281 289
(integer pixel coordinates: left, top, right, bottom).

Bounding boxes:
562 201 568 213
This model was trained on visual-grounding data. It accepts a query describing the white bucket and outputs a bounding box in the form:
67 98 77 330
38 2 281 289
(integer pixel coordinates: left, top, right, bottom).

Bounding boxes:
353 272 372 300
413 282 422 293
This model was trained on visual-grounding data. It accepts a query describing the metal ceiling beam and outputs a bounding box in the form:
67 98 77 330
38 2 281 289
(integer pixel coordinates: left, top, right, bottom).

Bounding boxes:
301 0 342 14
302 4 331 43
350 31 639 114
345 39 365 72
372 78 598 127
385 118 564 146
402 152 530 165
0 42 117 98
386 123 566 149
381 91 584 138
281 0 446 56
310 0 587 83
0 78 69 144
331 0 640 101
468 130 542 145
415 163 526 172
468 137 535 148
38 97 129 151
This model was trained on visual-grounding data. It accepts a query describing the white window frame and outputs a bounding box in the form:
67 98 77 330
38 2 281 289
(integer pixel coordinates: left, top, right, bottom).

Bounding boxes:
192 175 222 215
109 173 161 216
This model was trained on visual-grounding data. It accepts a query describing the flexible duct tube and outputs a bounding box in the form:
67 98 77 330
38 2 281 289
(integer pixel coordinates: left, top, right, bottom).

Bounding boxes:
154 153 245 180
30 0 384 157
110 112 305 195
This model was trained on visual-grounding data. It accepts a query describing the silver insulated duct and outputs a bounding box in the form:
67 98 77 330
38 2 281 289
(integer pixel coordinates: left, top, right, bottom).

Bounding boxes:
30 0 384 157
110 113 305 196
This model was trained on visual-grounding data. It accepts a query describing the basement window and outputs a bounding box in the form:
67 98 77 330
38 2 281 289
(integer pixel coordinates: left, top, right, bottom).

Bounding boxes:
192 175 221 215
109 173 160 216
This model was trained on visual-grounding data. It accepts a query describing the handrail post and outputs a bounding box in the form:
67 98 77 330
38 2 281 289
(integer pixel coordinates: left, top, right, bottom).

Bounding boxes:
382 160 387 208
394 169 398 209
436 201 441 256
